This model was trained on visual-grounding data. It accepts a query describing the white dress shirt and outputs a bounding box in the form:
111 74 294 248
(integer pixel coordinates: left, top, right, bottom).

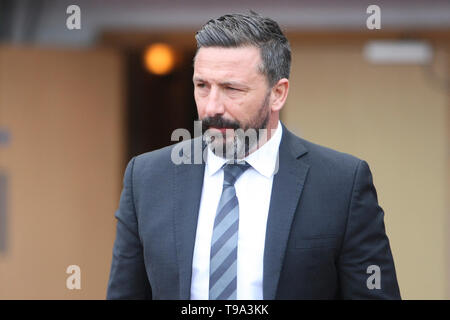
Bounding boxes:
190 121 283 300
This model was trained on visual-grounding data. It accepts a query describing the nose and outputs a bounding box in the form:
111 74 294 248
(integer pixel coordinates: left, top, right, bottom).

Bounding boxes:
204 86 225 118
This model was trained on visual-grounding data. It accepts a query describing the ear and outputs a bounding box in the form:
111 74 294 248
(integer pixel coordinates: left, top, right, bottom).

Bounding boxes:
270 78 289 113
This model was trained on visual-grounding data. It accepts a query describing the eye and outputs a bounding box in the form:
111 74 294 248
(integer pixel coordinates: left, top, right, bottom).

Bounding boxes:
196 83 205 88
226 87 239 91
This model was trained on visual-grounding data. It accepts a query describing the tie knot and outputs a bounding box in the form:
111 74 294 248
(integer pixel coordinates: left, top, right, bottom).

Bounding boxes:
223 162 251 186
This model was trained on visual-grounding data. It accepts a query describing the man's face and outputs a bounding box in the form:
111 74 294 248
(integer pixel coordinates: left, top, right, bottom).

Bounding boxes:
193 46 272 158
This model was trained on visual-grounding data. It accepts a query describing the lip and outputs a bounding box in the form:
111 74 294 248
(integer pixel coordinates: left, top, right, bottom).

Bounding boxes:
210 127 233 133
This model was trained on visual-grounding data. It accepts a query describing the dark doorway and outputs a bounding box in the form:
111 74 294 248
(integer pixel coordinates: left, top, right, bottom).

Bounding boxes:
125 46 198 160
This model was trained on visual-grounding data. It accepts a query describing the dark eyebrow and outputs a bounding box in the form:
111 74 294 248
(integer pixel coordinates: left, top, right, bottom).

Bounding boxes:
219 81 250 90
220 81 243 87
192 77 204 82
192 77 250 90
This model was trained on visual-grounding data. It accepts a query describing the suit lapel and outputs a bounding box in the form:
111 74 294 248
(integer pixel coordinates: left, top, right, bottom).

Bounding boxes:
173 138 205 299
263 126 309 299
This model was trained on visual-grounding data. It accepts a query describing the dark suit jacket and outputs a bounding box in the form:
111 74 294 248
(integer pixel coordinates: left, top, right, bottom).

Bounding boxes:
107 124 401 299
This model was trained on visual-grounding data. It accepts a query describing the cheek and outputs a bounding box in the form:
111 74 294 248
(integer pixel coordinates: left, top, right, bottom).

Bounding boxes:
194 94 206 116
224 101 243 120
229 97 257 120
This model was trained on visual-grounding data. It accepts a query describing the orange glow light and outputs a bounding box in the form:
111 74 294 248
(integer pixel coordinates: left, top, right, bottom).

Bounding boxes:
144 43 176 75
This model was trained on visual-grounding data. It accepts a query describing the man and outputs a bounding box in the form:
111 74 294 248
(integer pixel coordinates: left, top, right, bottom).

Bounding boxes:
107 12 401 300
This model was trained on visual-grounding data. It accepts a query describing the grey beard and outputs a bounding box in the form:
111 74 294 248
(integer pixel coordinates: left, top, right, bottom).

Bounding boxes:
204 117 269 160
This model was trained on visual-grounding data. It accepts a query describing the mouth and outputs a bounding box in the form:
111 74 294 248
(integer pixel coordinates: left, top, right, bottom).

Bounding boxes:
210 127 234 134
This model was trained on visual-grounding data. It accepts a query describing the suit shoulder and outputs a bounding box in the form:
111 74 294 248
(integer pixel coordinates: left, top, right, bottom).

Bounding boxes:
302 137 360 162
289 134 369 197
293 134 363 174
134 143 175 166
131 136 202 172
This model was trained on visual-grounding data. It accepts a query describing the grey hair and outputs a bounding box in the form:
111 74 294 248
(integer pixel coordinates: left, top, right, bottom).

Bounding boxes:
194 11 291 87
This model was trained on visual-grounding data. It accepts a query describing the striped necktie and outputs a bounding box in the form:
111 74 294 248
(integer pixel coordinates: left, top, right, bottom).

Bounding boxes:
209 162 250 300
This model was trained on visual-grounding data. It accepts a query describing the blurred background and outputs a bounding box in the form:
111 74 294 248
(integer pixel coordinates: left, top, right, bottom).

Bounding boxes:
0 0 449 299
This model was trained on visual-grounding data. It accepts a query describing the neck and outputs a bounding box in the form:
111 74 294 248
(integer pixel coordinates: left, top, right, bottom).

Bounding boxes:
245 117 279 157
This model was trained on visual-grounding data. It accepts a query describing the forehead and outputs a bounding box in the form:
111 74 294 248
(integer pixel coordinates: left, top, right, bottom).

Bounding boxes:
193 46 263 83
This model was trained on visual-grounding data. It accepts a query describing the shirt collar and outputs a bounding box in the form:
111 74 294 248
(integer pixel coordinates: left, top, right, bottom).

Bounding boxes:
206 120 283 178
